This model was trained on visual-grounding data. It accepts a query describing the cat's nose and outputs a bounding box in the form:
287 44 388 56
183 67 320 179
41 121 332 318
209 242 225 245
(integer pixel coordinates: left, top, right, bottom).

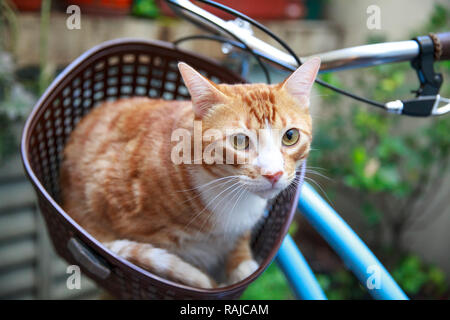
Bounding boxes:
263 171 283 185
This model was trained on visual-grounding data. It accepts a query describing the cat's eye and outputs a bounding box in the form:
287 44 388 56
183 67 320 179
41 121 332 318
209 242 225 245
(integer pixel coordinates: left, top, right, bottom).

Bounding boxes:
231 134 250 150
282 128 300 146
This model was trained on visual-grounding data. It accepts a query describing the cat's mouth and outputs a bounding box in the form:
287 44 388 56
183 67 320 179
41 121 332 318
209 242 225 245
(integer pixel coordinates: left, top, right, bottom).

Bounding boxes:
249 175 299 199
239 175 293 200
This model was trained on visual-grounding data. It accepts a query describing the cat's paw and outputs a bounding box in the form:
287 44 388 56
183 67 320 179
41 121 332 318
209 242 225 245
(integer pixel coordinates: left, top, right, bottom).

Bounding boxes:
103 240 216 289
183 268 217 289
228 259 259 285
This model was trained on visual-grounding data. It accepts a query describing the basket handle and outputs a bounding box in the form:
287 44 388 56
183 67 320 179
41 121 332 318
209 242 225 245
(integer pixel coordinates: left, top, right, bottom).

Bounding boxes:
67 238 111 279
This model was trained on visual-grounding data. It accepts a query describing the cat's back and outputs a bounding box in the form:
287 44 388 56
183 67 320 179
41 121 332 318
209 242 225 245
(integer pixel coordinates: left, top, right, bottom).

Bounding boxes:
60 97 192 240
64 97 188 153
62 97 188 176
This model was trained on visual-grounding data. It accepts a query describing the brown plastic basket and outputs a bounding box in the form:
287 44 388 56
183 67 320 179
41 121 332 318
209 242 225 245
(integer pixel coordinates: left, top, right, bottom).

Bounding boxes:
20 38 304 299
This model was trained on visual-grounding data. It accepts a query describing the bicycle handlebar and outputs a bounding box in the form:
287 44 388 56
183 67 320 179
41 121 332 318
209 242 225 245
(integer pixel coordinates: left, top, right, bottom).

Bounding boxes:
304 41 419 73
165 0 450 116
166 0 449 72
432 32 450 60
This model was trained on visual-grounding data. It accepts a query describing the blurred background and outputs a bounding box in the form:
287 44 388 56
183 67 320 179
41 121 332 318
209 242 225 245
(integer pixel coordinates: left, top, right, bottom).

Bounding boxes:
0 0 449 299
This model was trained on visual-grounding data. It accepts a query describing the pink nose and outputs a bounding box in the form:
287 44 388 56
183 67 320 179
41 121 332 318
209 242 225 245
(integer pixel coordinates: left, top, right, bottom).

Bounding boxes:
263 171 283 185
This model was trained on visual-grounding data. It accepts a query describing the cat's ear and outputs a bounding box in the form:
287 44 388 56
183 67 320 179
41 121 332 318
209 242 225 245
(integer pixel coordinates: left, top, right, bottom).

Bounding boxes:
281 57 321 106
178 62 227 118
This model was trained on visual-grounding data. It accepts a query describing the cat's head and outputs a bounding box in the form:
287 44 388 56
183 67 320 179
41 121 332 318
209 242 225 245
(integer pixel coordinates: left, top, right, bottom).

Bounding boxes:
178 58 320 199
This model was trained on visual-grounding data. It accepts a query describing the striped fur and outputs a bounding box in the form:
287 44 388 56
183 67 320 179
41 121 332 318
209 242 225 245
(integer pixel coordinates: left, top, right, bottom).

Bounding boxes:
60 59 320 289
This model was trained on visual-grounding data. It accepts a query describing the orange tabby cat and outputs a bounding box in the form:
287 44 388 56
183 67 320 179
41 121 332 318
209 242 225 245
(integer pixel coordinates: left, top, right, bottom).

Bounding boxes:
60 58 320 288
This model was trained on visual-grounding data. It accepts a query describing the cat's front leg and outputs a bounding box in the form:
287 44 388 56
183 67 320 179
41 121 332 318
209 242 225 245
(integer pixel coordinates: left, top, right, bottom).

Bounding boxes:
104 240 217 289
225 231 259 285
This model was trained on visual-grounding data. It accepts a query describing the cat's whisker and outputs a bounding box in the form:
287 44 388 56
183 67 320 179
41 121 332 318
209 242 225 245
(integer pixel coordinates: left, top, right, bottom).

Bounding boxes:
215 183 248 237
184 180 242 233
305 169 332 181
176 175 241 193
226 186 249 234
303 176 334 206
195 182 244 237
202 181 243 212
212 181 249 231
182 177 239 201
179 177 239 206
209 184 244 236
305 165 327 172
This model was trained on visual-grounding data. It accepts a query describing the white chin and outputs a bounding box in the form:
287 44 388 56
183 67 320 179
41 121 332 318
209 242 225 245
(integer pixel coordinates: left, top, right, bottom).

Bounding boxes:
253 188 283 200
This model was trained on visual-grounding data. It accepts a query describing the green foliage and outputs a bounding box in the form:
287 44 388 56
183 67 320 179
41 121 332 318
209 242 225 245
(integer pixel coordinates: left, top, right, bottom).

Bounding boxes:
288 219 299 236
305 4 450 300
316 270 366 300
315 254 448 300
391 254 449 297
132 0 160 19
424 4 449 34
241 263 294 300
0 4 36 162
0 51 36 162
0 115 16 161
393 255 428 295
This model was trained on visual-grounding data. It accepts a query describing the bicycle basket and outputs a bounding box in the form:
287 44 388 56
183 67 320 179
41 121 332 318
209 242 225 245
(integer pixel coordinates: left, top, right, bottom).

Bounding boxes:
20 39 305 299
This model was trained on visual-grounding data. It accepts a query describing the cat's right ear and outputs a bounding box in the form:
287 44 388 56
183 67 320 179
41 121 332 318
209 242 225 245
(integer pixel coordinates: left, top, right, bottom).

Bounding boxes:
178 62 227 119
281 57 321 106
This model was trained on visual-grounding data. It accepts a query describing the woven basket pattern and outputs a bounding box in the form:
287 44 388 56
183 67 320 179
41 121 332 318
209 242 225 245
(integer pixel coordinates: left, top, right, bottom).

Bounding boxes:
21 39 303 299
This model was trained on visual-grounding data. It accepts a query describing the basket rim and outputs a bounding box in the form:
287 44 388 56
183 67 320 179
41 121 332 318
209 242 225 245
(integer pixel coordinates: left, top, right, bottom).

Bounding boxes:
20 38 301 296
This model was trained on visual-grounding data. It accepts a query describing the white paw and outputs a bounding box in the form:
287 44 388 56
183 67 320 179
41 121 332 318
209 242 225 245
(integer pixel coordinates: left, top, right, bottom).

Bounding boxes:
186 269 216 289
228 260 259 285
103 240 135 257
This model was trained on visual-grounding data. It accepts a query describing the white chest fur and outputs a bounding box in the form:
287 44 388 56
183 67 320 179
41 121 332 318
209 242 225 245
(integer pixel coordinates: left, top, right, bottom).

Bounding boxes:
176 168 268 277
193 167 268 236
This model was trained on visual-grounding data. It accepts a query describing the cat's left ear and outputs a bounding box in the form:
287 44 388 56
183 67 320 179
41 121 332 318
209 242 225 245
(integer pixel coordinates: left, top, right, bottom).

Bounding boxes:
178 62 227 119
281 57 321 106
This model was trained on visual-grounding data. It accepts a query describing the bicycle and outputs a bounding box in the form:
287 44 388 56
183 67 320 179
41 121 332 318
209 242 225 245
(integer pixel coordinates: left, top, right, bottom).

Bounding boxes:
21 0 450 300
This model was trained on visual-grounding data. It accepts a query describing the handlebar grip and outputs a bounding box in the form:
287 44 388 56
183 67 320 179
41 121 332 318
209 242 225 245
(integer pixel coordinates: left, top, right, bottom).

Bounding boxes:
431 32 450 61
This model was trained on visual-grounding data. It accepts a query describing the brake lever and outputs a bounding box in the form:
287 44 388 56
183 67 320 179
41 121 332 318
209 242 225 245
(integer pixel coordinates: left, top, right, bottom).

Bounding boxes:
386 95 450 116
385 35 448 117
432 96 450 116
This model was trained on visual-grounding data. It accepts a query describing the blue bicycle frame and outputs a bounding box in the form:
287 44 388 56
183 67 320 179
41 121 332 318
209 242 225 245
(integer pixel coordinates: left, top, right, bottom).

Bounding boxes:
276 182 408 300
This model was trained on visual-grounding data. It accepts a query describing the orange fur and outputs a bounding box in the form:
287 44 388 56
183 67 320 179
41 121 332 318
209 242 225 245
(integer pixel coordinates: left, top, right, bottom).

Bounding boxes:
60 60 319 288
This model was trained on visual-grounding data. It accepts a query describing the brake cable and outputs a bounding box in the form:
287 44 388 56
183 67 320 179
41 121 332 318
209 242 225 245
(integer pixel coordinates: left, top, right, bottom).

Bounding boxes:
174 33 272 84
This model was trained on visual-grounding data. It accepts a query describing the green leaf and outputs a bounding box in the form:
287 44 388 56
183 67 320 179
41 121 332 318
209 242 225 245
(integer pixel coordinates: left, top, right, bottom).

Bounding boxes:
241 263 294 300
362 202 381 226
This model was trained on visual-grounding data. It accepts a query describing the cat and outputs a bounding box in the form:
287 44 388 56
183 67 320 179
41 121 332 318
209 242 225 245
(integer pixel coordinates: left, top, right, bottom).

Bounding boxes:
60 57 320 289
